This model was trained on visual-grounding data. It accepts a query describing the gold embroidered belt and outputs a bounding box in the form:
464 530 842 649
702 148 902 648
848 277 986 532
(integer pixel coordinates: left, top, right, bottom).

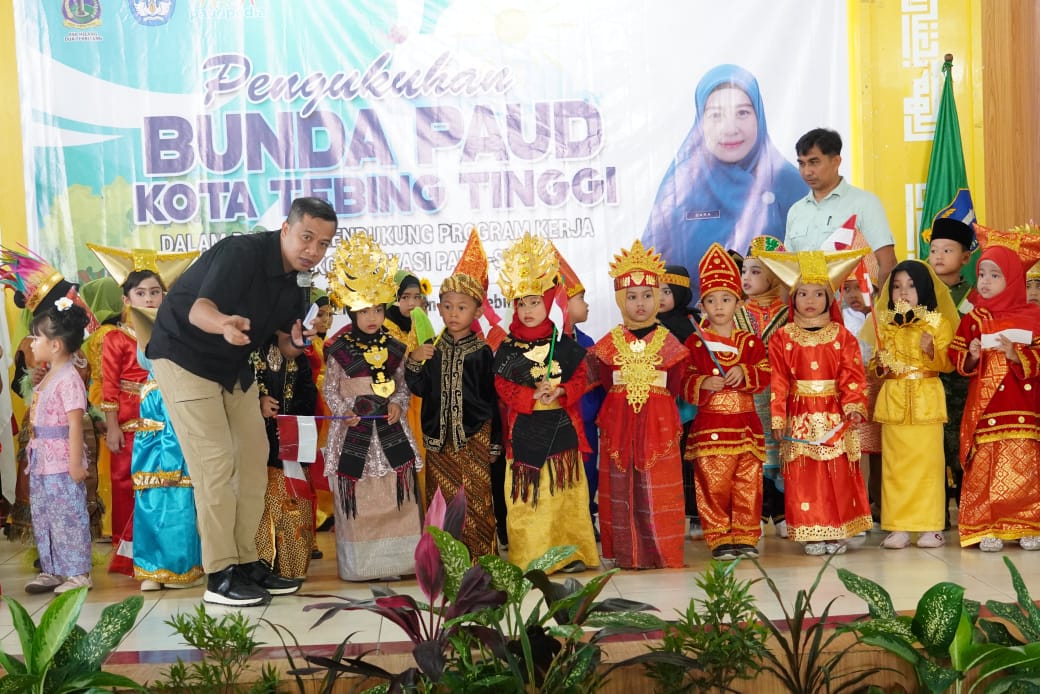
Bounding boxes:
700 390 755 413
612 370 668 388
121 418 164 433
119 379 146 396
533 400 563 411
885 370 938 380
794 379 837 396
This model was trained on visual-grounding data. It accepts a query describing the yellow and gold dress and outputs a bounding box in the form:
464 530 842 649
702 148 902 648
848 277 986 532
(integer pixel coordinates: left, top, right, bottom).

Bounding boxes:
872 304 953 532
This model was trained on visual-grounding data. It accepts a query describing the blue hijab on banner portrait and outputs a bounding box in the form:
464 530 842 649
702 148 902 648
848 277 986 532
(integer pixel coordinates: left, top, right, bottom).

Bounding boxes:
641 64 807 295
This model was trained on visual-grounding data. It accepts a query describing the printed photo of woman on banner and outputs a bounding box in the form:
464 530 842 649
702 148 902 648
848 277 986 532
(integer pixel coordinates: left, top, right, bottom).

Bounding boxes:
642 63 807 297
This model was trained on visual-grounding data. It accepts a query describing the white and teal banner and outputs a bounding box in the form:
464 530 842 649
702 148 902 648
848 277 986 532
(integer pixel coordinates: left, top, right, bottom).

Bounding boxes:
15 0 849 335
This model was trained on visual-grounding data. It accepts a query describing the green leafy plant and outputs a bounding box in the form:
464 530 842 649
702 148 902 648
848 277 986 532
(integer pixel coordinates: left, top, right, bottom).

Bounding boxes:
295 486 666 692
645 560 768 692
838 556 1040 693
153 603 281 693
0 587 146 693
752 556 889 693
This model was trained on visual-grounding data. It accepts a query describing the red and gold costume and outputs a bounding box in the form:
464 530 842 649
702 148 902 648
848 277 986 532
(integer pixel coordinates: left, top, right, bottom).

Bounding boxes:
681 245 769 551
589 240 688 569
759 248 874 544
493 233 599 573
682 328 768 550
950 226 1040 547
96 325 148 546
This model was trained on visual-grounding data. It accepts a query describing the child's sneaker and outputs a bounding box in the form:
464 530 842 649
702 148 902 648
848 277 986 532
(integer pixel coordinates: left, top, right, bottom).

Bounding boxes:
54 574 92 594
25 572 62 594
881 531 911 549
917 532 945 549
775 520 788 538
688 522 704 541
803 542 827 556
979 537 1004 553
1020 536 1040 551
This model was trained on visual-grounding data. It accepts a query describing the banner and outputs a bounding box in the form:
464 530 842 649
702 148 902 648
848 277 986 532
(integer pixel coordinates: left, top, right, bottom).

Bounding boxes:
15 0 849 336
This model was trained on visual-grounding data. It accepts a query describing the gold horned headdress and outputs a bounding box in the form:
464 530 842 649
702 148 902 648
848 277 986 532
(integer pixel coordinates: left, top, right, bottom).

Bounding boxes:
86 243 198 288
497 233 559 302
326 231 400 312
756 248 869 293
609 240 665 291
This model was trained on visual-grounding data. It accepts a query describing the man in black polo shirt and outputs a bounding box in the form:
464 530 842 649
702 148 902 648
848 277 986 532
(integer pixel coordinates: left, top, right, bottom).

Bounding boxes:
148 197 337 606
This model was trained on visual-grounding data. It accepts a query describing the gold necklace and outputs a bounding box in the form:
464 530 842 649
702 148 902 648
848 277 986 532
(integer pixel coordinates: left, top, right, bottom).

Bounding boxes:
610 326 667 413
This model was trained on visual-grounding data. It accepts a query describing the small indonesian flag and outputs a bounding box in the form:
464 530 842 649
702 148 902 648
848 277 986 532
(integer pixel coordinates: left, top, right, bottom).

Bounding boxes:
108 515 135 577
277 415 319 463
283 460 315 500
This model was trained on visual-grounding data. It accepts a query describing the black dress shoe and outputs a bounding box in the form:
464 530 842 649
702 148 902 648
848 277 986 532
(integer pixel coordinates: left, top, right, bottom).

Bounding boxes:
203 566 271 607
310 548 323 560
241 560 302 595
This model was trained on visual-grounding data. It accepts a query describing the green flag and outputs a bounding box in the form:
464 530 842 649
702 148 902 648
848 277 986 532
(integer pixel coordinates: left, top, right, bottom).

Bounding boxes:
918 57 976 258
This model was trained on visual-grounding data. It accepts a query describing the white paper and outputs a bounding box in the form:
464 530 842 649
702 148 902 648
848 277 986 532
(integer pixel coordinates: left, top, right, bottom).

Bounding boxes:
981 328 1032 350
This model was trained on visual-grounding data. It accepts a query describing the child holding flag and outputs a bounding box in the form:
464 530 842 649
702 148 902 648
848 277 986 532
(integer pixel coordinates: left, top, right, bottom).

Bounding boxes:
759 247 873 556
493 233 599 574
681 244 769 560
868 260 958 549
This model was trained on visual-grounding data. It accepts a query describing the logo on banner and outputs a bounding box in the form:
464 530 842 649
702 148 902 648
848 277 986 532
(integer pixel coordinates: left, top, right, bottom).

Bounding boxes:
62 0 102 29
128 0 176 25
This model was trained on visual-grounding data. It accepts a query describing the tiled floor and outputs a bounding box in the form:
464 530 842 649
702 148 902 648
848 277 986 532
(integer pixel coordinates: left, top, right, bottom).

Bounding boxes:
2 524 1040 665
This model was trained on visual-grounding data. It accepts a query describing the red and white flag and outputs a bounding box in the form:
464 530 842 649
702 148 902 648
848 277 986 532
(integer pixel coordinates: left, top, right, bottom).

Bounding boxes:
277 415 319 463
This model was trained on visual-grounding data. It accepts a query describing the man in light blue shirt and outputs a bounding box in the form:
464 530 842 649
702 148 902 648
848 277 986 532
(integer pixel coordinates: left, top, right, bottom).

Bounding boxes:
785 128 897 286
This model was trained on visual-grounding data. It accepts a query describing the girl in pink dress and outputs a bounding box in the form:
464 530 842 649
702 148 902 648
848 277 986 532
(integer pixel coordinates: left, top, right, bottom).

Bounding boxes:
24 301 94 594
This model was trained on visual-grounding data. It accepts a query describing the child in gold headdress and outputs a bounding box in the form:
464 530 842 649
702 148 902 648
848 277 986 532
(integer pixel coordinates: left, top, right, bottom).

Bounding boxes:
681 243 769 561
951 223 1040 552
406 229 502 560
323 232 423 580
758 247 873 556
588 240 689 569
492 233 599 574
86 243 197 571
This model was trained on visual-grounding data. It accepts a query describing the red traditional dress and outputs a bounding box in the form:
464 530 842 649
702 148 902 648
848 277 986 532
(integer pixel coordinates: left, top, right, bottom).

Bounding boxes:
682 328 768 551
99 324 149 547
768 321 872 542
590 325 688 568
951 245 1040 547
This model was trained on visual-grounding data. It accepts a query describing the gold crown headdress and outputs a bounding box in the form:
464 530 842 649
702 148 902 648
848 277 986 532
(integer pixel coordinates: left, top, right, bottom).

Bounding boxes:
497 233 559 302
86 243 198 288
609 240 665 291
326 231 400 312
756 248 869 293
975 222 1040 264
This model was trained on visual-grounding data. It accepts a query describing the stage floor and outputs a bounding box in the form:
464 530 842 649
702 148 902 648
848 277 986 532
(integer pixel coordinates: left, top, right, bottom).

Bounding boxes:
2 524 1039 667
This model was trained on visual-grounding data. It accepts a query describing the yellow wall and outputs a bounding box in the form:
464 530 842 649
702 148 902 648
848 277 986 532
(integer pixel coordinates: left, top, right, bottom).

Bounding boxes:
849 0 985 258
0 1 28 254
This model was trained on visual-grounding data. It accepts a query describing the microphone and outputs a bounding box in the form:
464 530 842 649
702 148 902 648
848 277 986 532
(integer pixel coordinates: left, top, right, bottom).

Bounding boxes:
295 272 314 347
